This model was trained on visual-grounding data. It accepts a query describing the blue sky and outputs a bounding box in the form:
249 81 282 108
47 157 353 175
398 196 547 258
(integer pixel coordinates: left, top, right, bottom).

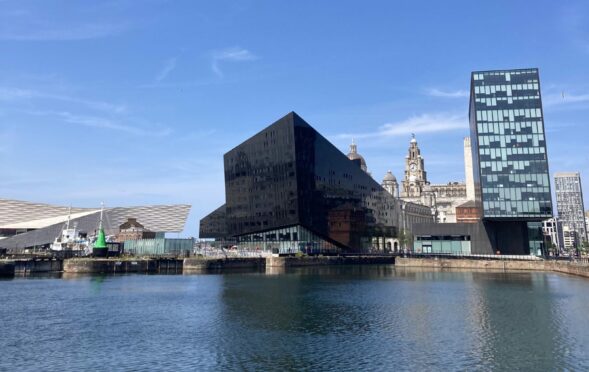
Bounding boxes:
1 0 588 237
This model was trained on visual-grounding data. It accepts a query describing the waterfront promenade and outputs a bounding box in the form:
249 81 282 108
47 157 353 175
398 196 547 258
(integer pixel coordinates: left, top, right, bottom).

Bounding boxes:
2 252 589 279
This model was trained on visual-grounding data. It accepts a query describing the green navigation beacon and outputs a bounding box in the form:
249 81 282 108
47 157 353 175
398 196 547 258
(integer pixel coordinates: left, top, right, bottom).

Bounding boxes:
93 202 108 257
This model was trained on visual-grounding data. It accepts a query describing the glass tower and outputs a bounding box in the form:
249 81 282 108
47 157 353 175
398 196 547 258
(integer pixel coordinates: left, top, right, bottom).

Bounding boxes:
555 172 587 250
469 68 553 255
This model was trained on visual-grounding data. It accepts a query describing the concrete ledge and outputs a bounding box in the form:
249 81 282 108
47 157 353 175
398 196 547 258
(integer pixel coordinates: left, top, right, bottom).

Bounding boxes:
183 257 265 272
396 257 589 279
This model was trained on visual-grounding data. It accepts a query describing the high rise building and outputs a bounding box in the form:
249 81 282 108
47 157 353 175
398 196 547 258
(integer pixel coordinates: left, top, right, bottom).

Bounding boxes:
554 172 587 251
464 137 475 201
413 68 554 256
470 68 552 255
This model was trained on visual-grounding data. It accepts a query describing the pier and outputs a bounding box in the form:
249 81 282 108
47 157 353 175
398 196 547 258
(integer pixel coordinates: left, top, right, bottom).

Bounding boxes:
2 254 589 279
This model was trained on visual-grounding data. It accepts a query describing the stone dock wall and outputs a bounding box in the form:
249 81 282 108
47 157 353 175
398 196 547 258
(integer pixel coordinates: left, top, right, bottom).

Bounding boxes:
183 257 265 272
3 256 589 278
0 258 62 276
63 258 182 274
396 257 589 279
0 261 15 277
266 255 394 267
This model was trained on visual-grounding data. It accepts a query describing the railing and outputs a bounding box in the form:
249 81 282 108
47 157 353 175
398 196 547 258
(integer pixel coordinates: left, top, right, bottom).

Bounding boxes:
545 256 589 265
193 247 272 258
402 252 544 261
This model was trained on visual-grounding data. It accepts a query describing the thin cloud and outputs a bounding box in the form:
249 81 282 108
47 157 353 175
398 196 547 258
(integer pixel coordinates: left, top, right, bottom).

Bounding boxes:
26 110 171 137
0 22 127 41
543 92 589 107
426 88 469 98
58 112 171 137
337 112 467 139
155 57 177 83
0 87 126 114
211 47 257 77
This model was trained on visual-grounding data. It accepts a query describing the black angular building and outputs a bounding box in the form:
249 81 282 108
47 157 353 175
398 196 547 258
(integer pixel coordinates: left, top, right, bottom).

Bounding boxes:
200 112 430 253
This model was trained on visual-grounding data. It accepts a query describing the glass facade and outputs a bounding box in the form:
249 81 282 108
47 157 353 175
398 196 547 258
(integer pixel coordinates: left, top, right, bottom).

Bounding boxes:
414 235 471 255
200 112 432 252
554 172 587 249
470 68 552 219
235 225 339 254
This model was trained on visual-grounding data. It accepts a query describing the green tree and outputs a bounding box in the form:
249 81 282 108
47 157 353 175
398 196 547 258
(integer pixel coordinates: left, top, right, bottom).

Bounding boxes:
398 229 413 251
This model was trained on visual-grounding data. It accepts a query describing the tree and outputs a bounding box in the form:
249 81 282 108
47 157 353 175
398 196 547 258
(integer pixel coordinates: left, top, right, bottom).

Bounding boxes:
398 229 413 251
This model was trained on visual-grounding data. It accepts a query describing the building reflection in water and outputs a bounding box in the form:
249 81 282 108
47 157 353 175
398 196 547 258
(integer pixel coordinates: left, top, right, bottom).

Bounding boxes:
212 267 585 370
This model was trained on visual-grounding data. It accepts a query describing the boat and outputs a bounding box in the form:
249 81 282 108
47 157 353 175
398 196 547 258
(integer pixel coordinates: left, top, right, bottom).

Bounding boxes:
50 207 90 255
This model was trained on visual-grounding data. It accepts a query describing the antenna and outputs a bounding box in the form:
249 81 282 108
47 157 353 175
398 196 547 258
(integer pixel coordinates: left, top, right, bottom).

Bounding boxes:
99 202 104 230
66 205 71 230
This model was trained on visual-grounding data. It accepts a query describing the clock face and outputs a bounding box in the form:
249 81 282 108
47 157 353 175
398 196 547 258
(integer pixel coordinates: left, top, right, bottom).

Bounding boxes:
410 163 416 171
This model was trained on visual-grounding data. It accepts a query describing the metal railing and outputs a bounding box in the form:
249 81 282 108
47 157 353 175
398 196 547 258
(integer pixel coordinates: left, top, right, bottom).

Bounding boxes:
193 247 272 258
402 252 544 261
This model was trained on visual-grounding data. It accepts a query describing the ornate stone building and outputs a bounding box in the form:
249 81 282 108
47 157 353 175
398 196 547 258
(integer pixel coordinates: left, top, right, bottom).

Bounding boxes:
401 135 427 198
347 140 368 173
382 135 474 223
382 170 399 198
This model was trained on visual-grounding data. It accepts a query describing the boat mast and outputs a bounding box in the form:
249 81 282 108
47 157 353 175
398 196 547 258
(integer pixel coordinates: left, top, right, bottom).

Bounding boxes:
99 202 104 231
66 205 71 230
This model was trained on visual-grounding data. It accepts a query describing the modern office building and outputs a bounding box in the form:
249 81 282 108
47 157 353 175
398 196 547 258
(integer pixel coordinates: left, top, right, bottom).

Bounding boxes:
414 68 553 256
554 172 587 251
470 68 552 255
200 112 432 253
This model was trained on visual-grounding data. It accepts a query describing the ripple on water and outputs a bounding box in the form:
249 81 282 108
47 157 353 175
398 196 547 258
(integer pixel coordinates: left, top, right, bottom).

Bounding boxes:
1 268 589 371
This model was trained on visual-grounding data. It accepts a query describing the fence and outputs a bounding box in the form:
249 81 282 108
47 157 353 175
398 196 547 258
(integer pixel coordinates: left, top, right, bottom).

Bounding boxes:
124 238 194 257
193 247 272 258
404 252 544 261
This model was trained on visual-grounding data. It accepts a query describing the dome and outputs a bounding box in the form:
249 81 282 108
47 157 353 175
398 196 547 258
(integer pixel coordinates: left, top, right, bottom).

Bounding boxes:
382 170 397 183
347 141 367 172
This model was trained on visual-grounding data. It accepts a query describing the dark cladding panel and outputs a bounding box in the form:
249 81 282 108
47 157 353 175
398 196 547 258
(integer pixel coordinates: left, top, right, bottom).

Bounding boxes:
223 114 299 237
292 114 398 250
199 204 227 239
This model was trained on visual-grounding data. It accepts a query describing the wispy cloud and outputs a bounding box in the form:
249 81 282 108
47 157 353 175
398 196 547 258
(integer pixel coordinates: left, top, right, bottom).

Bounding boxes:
426 88 469 98
0 87 126 114
25 110 171 137
543 92 589 107
211 47 257 77
155 57 177 83
337 112 467 139
0 22 127 41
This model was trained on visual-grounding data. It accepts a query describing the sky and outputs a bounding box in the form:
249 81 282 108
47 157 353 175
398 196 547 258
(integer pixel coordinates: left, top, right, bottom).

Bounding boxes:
1 0 588 238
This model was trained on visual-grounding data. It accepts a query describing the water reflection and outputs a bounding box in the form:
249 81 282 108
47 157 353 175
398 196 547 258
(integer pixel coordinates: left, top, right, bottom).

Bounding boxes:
1 267 588 370
214 266 589 370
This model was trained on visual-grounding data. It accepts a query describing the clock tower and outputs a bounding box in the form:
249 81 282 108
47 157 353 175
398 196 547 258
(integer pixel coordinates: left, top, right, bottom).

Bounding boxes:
401 134 428 198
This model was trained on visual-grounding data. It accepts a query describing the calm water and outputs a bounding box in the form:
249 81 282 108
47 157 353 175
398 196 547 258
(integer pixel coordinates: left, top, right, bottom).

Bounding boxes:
1 266 589 371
